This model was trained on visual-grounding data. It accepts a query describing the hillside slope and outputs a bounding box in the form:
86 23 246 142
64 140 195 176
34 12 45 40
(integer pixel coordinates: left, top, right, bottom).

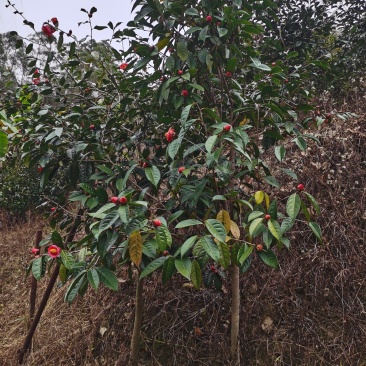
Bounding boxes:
0 114 365 366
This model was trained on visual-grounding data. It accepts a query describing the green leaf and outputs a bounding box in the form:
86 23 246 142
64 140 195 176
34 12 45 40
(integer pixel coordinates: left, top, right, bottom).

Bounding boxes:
145 166 160 187
264 176 280 187
96 267 119 291
51 231 63 245
100 211 119 233
309 222 322 243
61 250 75 270
65 271 86 303
280 168 298 180
268 219 281 241
167 210 184 225
168 138 182 159
199 26 208 41
248 211 264 222
249 218 264 237
286 193 301 219
87 269 100 290
118 205 129 224
258 250 279 269
156 225 172 251
140 257 167 279
238 244 253 265
0 131 8 158
175 219 203 229
134 57 150 70
190 260 202 289
304 192 320 215
177 40 188 61
300 201 311 222
162 256 175 284
281 217 294 234
275 145 285 162
175 256 192 280
217 242 230 269
294 136 307 151
181 235 198 258
205 135 217 154
32 257 44 280
200 236 220 261
205 219 226 242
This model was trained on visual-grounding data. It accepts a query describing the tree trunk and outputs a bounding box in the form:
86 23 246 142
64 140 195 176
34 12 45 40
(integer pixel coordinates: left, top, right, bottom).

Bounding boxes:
230 263 240 363
130 277 144 365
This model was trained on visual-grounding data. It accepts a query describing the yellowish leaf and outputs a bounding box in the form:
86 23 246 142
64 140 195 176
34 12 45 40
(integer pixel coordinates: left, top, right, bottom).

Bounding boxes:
129 231 142 267
254 191 264 205
239 118 250 126
216 210 231 233
264 193 270 209
230 220 240 239
156 37 170 51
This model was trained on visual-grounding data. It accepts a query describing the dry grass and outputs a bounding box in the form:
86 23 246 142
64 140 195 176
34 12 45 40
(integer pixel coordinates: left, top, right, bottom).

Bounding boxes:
1 113 365 366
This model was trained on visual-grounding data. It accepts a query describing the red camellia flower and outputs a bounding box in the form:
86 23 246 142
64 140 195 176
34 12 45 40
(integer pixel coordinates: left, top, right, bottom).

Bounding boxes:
178 166 185 173
181 89 189 97
206 15 212 23
225 71 232 78
48 244 61 258
31 248 39 255
223 124 232 132
119 63 128 70
51 17 58 26
37 166 43 173
153 219 162 227
41 24 56 37
50 207 56 212
164 127 176 143
32 78 41 85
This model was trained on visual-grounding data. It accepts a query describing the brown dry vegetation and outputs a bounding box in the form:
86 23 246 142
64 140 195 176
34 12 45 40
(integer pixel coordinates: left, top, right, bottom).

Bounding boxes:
0 113 365 366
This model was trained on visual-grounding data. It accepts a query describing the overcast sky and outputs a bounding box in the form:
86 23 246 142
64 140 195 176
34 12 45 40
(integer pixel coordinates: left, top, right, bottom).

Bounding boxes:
0 0 134 41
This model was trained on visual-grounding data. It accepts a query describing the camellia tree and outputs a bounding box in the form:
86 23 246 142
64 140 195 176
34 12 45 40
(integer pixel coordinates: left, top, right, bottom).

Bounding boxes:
1 0 324 364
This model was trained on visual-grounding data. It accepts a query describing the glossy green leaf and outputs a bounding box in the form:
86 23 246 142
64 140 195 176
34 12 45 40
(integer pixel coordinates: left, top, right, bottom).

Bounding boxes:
162 256 175 284
268 219 281 241
309 222 322 243
258 250 279 269
145 166 160 187
96 267 119 291
175 256 192 280
200 236 220 261
191 260 202 289
181 235 198 258
87 268 100 290
249 217 263 237
65 271 86 303
61 250 75 270
286 193 301 219
175 219 203 229
140 257 166 279
205 219 226 242
217 242 230 269
304 192 320 215
177 40 189 61
0 131 8 157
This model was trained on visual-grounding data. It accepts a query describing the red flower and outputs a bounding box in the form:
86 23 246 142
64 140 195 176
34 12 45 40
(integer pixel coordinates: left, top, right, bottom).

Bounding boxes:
51 17 58 26
178 166 185 173
119 63 128 70
31 248 39 255
32 78 41 85
164 127 176 143
48 245 61 258
41 24 56 37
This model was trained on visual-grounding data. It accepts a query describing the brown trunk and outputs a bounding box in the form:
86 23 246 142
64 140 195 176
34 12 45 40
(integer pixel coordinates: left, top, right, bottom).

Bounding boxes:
29 230 42 325
230 263 240 363
129 277 144 365
18 209 83 364
18 263 60 364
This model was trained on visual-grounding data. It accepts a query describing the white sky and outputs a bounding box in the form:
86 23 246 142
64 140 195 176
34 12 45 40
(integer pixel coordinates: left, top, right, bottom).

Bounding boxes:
0 0 134 41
